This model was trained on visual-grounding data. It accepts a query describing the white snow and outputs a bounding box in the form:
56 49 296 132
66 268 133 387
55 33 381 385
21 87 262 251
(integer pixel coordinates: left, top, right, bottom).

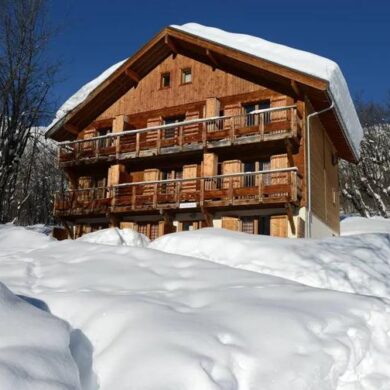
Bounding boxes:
77 227 150 247
341 216 390 235
1 219 390 389
171 23 363 157
151 227 390 299
47 59 126 133
0 282 80 390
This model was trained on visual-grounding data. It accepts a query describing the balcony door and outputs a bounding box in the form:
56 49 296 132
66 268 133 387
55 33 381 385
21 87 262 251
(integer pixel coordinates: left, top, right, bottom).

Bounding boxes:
160 169 182 194
97 127 112 148
243 100 270 126
163 115 185 139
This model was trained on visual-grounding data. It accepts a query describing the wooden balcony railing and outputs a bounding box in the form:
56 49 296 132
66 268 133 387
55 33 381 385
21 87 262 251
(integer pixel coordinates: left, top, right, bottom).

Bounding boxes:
54 187 111 216
54 168 302 216
58 105 302 164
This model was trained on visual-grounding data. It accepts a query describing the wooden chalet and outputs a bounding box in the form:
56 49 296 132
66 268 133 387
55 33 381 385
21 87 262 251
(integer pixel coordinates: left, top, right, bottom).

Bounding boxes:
46 24 361 240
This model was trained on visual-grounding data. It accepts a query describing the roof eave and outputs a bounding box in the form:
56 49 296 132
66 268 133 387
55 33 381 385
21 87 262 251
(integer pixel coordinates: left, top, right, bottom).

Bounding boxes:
326 89 360 163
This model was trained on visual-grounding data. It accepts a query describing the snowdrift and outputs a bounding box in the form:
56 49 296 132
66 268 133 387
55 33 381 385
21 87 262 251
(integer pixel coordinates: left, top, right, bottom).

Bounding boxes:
77 227 150 247
0 282 80 390
0 222 390 389
151 227 390 299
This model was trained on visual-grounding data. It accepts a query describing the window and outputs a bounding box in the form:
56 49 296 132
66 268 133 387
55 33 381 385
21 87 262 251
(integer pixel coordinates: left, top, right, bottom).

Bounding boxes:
243 100 271 126
161 72 171 88
160 169 180 194
240 216 270 235
243 162 256 187
97 128 112 148
163 115 185 139
181 68 192 84
241 217 255 234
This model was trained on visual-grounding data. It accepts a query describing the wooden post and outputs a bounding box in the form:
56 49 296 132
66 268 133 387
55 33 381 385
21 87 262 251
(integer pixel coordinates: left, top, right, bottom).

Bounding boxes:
203 153 218 176
201 207 213 227
132 186 136 211
113 115 127 158
136 132 140 156
205 97 220 143
258 172 263 202
157 129 161 153
179 125 183 148
285 205 296 236
200 178 205 206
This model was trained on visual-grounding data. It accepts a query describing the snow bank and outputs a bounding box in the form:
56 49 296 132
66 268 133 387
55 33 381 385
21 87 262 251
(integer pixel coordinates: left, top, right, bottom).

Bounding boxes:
0 282 80 390
171 23 363 156
1 226 390 389
341 216 390 235
77 227 150 247
151 227 390 299
0 224 52 254
47 59 126 133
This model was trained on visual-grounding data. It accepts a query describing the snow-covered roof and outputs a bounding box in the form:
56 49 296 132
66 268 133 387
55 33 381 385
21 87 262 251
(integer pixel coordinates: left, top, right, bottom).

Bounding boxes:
47 59 127 132
171 23 363 158
46 23 362 159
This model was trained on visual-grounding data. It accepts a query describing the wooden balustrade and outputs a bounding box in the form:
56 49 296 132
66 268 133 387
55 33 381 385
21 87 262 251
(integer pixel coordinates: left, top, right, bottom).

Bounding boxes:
58 106 301 164
54 169 302 216
54 187 111 216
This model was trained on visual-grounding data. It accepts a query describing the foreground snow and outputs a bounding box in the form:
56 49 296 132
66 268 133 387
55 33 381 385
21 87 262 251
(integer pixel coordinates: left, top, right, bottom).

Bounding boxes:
0 282 80 390
1 222 390 389
151 227 390 299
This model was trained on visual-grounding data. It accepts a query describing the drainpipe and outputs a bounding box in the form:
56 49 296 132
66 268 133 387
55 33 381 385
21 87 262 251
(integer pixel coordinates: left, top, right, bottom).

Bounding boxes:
306 101 334 238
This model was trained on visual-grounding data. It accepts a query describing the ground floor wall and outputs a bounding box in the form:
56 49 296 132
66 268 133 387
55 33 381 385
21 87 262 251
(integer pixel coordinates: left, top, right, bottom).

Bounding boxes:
58 206 339 241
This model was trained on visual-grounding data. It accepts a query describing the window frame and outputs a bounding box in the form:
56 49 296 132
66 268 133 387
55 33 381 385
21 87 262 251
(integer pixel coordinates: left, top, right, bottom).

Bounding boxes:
180 67 192 85
160 72 171 89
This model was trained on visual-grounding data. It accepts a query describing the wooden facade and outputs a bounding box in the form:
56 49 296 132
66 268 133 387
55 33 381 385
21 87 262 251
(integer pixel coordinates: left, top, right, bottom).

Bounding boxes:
47 27 354 240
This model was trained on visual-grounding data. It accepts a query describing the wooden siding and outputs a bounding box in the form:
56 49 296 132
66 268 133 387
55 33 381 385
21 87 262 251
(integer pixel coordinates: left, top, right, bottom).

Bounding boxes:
96 53 272 122
309 106 340 233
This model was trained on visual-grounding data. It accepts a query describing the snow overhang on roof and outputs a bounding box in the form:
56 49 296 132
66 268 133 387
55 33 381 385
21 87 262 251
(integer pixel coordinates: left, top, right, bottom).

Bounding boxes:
46 23 363 162
171 23 363 160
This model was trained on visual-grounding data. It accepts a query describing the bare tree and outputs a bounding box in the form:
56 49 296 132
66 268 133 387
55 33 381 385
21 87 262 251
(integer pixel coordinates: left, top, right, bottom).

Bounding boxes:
8 127 65 225
340 98 390 217
0 0 57 222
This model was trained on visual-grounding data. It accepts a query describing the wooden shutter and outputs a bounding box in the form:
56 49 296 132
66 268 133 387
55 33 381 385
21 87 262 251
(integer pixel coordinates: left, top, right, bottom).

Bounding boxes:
222 217 240 231
270 215 288 237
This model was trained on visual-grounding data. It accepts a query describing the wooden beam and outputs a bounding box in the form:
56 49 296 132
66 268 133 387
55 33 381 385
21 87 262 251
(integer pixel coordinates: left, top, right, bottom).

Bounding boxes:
125 68 141 84
285 204 296 235
63 123 79 135
164 35 178 58
290 80 301 97
206 49 219 70
61 219 74 239
201 207 213 227
285 139 295 167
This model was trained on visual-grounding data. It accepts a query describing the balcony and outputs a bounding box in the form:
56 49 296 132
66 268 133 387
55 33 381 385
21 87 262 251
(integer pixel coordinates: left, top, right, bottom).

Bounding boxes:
58 105 302 166
54 168 302 217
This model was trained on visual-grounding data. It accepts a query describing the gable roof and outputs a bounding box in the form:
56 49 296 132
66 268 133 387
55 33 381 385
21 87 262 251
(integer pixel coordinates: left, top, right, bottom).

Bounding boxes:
46 23 362 162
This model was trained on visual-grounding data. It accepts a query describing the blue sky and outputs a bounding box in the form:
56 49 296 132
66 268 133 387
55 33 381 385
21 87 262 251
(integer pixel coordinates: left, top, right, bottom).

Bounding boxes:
48 0 390 116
